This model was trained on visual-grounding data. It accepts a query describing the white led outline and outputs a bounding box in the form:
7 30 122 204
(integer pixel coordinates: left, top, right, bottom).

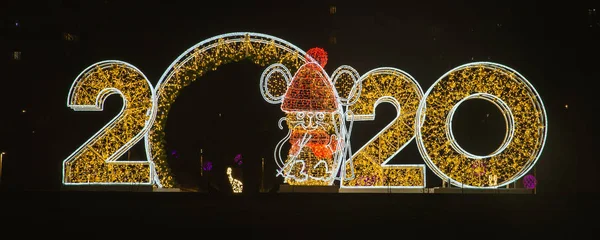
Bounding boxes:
331 65 362 106
340 109 356 181
340 67 426 189
276 131 310 179
274 117 289 170
63 60 155 185
147 32 310 187
415 61 548 189
260 63 293 104
446 93 515 159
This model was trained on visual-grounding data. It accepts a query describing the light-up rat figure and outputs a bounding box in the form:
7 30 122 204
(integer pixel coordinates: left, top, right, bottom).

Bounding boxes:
260 47 361 185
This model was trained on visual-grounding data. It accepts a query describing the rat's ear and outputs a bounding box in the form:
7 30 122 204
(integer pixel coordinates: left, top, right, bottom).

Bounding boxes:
331 65 361 106
260 63 292 104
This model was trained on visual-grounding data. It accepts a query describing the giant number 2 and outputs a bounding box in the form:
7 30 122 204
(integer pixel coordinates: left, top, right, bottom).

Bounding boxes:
62 60 155 185
341 68 426 188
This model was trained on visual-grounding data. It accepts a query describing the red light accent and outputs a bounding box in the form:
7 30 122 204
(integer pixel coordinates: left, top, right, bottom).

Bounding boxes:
305 47 328 68
288 130 340 159
281 63 338 112
290 130 330 146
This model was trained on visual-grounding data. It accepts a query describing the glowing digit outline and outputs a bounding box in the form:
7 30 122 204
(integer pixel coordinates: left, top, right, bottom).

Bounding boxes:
447 93 516 160
340 67 427 189
415 61 548 188
63 60 155 185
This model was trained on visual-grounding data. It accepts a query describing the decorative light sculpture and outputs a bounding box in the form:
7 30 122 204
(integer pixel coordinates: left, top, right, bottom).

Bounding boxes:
202 161 213 172
260 48 360 186
60 32 547 191
341 68 426 188
234 154 242 166
415 62 547 188
227 167 243 193
523 174 537 189
62 60 155 185
305 47 328 67
146 33 309 188
170 150 179 159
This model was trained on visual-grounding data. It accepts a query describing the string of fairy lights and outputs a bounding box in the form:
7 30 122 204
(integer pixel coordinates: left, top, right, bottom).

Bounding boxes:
62 32 547 190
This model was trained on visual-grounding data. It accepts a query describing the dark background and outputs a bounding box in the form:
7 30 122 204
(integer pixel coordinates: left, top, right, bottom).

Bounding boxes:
0 0 596 233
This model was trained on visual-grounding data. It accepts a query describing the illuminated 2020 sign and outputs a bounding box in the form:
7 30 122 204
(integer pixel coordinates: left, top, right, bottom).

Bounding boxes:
62 32 547 189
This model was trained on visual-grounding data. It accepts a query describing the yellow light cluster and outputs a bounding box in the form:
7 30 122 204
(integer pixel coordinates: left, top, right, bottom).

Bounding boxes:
342 69 425 187
418 65 545 187
265 70 289 102
64 63 153 183
148 34 306 187
227 167 243 193
332 70 360 104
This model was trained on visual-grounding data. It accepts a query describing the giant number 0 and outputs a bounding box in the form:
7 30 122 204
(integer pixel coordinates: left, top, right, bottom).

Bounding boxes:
415 62 547 188
62 32 547 189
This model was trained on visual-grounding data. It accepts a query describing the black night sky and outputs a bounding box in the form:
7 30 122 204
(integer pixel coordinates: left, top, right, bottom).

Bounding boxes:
0 0 596 234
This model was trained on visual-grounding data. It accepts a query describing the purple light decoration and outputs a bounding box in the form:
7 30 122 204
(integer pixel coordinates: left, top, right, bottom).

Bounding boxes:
234 154 242 166
202 161 213 171
360 176 377 185
170 150 179 158
523 174 537 189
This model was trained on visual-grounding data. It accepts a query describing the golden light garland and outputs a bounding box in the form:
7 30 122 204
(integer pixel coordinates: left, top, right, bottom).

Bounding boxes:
147 33 307 188
331 67 361 106
63 61 154 184
415 62 547 187
342 68 425 187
